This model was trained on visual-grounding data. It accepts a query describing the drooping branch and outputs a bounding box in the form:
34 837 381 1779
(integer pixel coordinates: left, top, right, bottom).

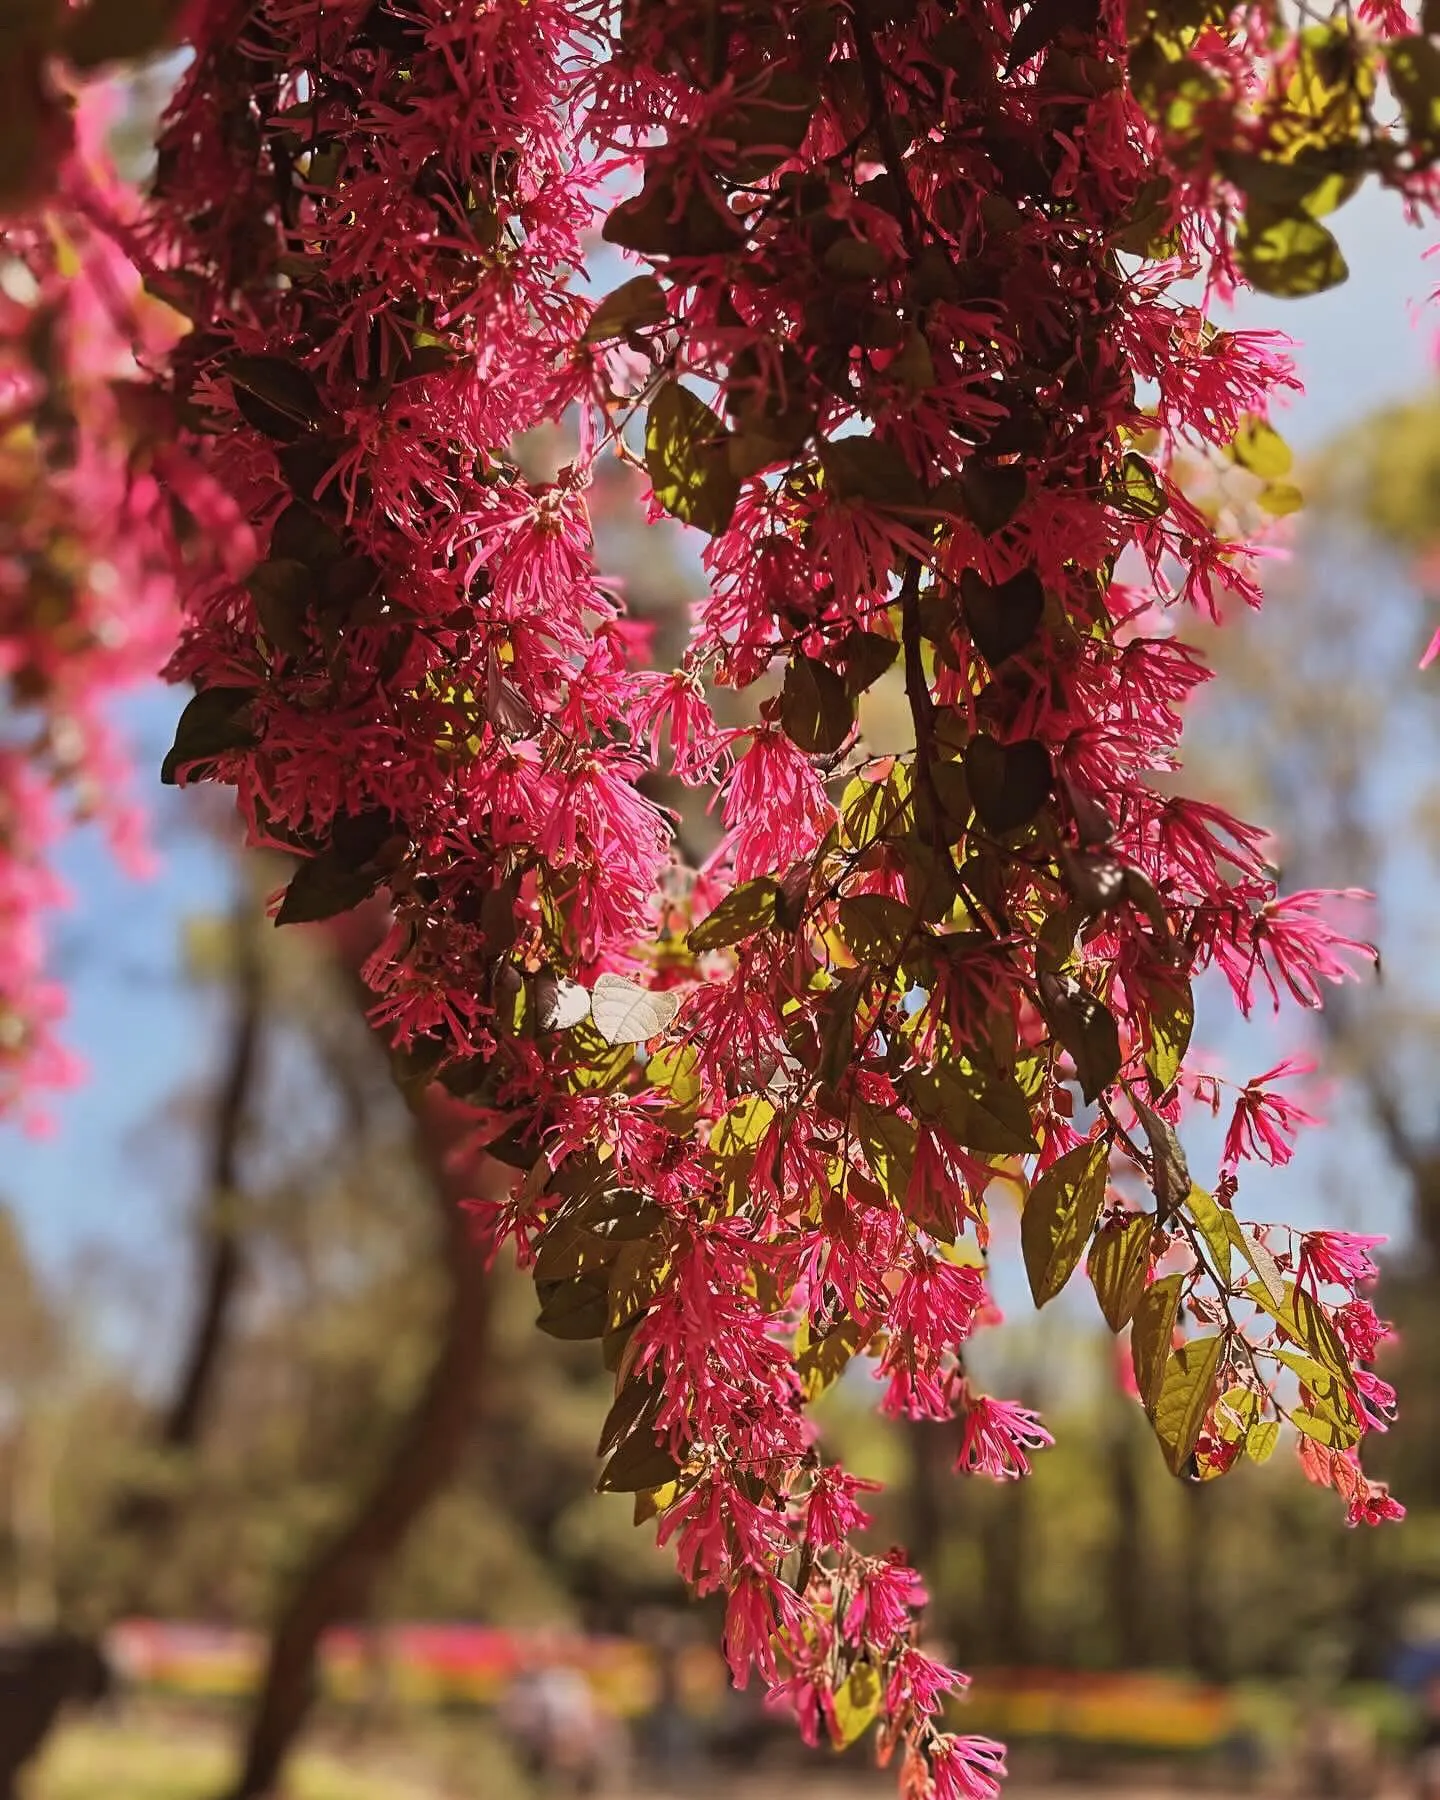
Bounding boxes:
161 905 265 1451
106 900 265 1575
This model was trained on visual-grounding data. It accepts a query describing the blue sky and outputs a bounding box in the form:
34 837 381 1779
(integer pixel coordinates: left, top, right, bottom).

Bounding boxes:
2 185 1436 1346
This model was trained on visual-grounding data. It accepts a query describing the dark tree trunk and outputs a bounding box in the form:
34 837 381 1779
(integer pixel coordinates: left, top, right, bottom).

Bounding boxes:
107 909 264 1566
1105 1414 1153 1668
1178 1480 1223 1680
222 1089 492 1800
161 934 262 1452
903 1417 966 1654
979 1478 1030 1668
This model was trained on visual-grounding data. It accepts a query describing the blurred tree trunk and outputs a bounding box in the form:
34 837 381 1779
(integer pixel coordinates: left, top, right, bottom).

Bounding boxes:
222 1086 492 1800
11 1414 57 1629
979 1479 1031 1668
903 1418 956 1577
1178 1482 1223 1680
902 1417 967 1654
1104 1413 1154 1668
160 916 263 1452
0 903 268 1785
106 904 265 1588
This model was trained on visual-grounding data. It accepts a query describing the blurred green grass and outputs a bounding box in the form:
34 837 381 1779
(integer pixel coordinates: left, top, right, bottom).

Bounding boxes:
28 1710 482 1800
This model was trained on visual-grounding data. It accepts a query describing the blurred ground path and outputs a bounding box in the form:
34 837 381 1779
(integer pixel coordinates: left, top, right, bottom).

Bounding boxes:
30 1713 1412 1800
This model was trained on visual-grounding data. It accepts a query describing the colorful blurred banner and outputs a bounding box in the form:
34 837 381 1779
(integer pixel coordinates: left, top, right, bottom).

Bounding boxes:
960 1670 1238 1751
109 1623 1237 1752
108 1620 664 1718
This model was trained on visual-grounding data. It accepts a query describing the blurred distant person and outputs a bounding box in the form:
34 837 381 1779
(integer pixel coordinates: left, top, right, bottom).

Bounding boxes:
0 1630 113 1800
634 1611 702 1776
500 1662 623 1795
1413 1672 1440 1800
1299 1704 1379 1800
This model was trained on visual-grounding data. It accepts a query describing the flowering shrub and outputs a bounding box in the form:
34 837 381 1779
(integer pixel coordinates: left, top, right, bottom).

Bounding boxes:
0 84 199 1124
7 0 1440 1788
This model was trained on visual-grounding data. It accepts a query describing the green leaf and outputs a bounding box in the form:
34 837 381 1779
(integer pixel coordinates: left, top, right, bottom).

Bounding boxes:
1039 978 1121 1103
1113 451 1169 521
824 237 890 281
820 437 924 510
839 629 900 696
226 353 327 441
270 502 344 569
1245 1419 1280 1464
965 735 1053 834
908 1061 1039 1155
1231 414 1293 479
814 978 860 1091
1291 1408 1360 1450
276 852 381 926
1222 151 1358 219
1294 1286 1354 1383
1141 971 1193 1091
534 1219 624 1283
1129 1091 1190 1221
1224 1214 1285 1306
247 558 311 656
1274 1352 1361 1445
688 878 782 953
645 382 740 536
582 274 668 343
607 1237 669 1332
160 687 256 785
1182 1185 1233 1281
62 0 183 68
1236 210 1348 297
603 172 742 258
1113 172 1177 255
781 654 854 754
1258 481 1304 517
1153 1335 1224 1475
596 1376 659 1457
957 461 1028 536
536 1274 611 1340
855 1102 917 1203
1215 1382 1260 1444
712 1096 775 1157
1006 0 1098 72
838 893 917 964
829 1662 883 1749
888 329 936 394
960 567 1045 666
632 1478 679 1525
1131 1272 1182 1412
839 763 913 850
727 68 819 171
1023 1140 1109 1307
598 1425 681 1493
711 1097 776 1205
1088 1212 1153 1332
795 1315 866 1401
1388 35 1440 147
647 1042 702 1126
1248 1280 1352 1383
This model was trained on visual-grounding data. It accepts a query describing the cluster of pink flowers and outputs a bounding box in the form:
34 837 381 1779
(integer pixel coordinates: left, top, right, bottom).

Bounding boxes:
1 0 1428 1790
0 94 189 1125
135 0 675 1053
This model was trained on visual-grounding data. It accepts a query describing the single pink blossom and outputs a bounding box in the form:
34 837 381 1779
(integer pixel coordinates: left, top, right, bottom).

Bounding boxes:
957 1397 1054 1481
